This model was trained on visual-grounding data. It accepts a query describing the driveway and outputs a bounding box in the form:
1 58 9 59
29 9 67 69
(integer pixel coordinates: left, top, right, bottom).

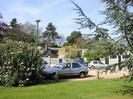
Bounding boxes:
58 69 129 81
42 69 129 83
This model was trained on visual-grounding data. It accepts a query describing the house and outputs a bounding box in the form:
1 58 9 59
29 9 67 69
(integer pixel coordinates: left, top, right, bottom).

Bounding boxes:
43 47 61 66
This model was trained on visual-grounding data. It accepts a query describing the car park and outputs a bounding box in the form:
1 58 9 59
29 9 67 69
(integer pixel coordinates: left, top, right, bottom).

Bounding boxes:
40 62 88 79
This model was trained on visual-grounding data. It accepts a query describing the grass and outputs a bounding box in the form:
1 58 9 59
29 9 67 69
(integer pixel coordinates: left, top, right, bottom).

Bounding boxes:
0 78 133 99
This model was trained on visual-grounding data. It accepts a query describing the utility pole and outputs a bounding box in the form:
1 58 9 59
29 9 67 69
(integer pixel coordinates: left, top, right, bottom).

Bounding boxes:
35 20 41 48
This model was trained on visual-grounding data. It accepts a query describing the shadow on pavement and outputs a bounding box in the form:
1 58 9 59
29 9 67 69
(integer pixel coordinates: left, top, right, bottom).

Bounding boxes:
38 74 96 85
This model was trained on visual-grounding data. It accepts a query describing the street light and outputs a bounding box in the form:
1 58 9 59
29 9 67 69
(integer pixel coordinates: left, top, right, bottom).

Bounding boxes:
35 19 41 48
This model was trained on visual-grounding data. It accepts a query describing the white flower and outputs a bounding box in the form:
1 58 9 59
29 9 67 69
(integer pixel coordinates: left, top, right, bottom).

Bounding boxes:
4 75 8 78
26 78 29 81
20 62 24 65
27 68 30 71
32 68 35 70
9 66 11 69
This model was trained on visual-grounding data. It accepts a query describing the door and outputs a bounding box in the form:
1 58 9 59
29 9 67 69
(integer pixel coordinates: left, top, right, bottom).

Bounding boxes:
71 63 81 75
58 63 72 76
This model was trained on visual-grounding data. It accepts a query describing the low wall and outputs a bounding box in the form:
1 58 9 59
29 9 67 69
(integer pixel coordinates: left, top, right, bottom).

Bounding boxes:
43 57 60 67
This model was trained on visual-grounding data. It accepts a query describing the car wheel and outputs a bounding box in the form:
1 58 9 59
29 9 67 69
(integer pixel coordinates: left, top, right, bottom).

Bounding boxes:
80 72 85 78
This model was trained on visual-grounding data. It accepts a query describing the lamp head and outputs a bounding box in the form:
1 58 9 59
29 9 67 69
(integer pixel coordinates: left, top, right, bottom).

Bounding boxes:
35 20 41 23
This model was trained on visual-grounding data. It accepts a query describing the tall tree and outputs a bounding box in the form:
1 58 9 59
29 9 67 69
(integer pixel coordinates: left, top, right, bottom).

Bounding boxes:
10 18 20 30
72 0 133 80
5 18 35 43
43 22 60 47
66 31 88 48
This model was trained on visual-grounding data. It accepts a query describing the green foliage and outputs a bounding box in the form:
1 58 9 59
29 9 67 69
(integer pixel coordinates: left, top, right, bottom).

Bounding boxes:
83 50 100 62
0 40 42 86
101 0 133 80
65 50 79 60
72 0 133 80
59 45 80 60
10 18 19 29
5 31 36 43
83 38 116 62
5 18 36 43
66 31 88 48
44 23 57 40
66 31 82 45
43 22 60 47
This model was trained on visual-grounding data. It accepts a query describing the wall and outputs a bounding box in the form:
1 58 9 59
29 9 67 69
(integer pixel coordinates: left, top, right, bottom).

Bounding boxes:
101 55 127 65
43 57 61 67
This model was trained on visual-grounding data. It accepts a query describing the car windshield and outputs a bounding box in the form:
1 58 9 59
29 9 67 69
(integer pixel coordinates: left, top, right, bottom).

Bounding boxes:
43 61 48 65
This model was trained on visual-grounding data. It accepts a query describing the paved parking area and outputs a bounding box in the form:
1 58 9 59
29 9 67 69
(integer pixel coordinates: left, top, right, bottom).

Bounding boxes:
58 70 129 81
42 70 129 83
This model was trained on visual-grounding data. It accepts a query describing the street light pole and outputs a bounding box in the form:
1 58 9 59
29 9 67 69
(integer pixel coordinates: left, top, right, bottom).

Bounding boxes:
35 20 41 48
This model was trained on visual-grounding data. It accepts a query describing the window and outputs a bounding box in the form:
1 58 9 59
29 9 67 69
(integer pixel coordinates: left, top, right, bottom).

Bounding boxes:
44 61 48 65
99 62 104 64
110 55 117 58
93 61 98 64
65 63 71 68
72 63 81 68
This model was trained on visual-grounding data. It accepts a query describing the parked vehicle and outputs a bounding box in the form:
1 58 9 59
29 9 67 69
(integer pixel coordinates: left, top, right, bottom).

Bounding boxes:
74 58 88 67
40 61 50 70
88 61 108 69
40 62 88 79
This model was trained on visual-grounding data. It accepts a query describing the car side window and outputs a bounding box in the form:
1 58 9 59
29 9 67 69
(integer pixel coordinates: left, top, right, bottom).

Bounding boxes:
65 63 71 68
99 62 103 64
93 61 97 64
72 63 81 68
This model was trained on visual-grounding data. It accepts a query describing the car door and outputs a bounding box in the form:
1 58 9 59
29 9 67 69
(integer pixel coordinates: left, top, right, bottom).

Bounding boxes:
58 63 72 76
71 63 81 75
96 61 103 68
99 62 106 67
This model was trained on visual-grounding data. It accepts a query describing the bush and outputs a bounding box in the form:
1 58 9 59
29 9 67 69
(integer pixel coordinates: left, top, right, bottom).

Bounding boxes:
59 44 80 61
83 49 100 62
0 40 42 86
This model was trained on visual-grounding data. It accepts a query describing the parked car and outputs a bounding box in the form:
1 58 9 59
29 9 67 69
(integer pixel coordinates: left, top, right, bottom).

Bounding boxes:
88 61 108 69
40 62 88 79
40 61 50 70
74 58 88 67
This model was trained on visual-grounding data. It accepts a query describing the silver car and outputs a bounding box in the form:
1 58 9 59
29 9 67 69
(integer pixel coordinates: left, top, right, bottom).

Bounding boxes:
88 61 108 69
41 62 88 79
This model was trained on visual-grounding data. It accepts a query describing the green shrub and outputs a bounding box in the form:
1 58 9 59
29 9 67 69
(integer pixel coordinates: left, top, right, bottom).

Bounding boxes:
83 50 95 62
0 40 42 86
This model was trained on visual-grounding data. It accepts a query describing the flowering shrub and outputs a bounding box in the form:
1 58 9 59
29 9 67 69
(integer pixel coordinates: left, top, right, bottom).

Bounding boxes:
59 45 80 61
0 40 42 86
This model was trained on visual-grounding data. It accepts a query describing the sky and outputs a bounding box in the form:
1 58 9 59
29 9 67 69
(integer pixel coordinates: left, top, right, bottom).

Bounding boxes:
0 0 106 37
